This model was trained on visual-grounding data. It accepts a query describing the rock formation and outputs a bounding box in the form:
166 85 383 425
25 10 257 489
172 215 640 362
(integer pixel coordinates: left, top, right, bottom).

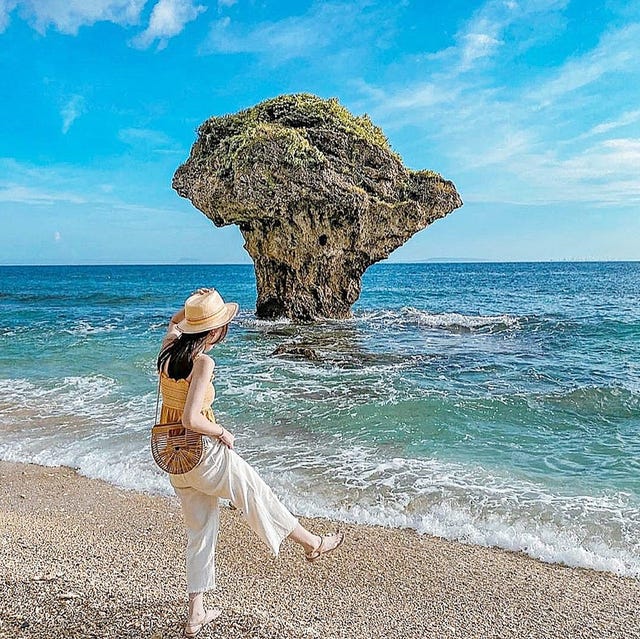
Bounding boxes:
271 343 320 361
173 94 462 320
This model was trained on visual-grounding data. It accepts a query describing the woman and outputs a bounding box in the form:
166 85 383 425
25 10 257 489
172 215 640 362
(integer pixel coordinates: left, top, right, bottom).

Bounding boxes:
157 288 344 638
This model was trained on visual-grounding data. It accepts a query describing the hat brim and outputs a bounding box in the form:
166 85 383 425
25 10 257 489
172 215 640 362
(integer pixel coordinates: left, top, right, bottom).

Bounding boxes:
176 302 239 334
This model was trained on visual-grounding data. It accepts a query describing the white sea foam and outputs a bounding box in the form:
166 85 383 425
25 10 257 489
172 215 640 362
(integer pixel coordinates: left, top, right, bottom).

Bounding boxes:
61 319 124 335
241 317 293 328
355 307 522 331
404 308 520 330
0 375 165 493
234 307 521 332
254 445 640 578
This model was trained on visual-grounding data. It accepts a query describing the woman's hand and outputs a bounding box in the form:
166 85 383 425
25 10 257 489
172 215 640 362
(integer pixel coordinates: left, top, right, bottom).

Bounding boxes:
169 308 185 325
169 289 210 324
217 426 235 449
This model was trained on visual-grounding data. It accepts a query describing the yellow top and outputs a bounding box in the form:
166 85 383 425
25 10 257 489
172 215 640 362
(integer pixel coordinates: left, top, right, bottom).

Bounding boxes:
159 368 216 424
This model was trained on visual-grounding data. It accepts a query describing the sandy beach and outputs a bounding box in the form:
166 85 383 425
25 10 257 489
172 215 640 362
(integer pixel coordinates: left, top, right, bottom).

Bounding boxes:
0 461 637 639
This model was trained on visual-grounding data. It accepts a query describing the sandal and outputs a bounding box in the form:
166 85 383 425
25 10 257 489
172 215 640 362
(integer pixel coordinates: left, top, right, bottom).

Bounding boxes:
184 608 221 638
305 532 345 562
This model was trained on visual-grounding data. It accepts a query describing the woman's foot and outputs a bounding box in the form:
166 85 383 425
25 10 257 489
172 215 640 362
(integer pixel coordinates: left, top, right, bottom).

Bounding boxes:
305 531 345 562
184 608 221 638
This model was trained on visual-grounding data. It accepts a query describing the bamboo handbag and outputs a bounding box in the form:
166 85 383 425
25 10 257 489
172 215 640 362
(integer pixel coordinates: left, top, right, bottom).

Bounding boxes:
150 375 204 475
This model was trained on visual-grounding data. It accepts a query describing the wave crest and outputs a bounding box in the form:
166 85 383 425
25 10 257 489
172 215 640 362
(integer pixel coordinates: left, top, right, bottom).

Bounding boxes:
357 307 522 332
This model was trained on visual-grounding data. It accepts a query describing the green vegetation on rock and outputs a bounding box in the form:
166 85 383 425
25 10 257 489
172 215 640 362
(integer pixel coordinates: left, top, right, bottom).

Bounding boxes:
199 93 392 153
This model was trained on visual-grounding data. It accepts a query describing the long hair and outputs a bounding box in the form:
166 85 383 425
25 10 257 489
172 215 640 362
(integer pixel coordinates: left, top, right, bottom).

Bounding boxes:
157 325 228 380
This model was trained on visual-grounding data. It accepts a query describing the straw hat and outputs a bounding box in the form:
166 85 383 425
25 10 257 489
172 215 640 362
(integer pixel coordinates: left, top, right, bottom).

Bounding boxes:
177 289 239 334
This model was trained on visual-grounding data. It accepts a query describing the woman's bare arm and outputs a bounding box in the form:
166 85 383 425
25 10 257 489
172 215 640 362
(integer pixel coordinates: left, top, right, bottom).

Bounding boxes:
182 355 235 448
160 308 184 351
160 289 212 351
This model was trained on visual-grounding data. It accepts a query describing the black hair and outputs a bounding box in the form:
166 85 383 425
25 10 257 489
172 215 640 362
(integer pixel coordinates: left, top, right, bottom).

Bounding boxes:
157 324 228 380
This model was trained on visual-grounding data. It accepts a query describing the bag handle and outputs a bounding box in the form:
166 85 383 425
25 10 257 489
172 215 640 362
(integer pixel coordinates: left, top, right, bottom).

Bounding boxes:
154 372 161 424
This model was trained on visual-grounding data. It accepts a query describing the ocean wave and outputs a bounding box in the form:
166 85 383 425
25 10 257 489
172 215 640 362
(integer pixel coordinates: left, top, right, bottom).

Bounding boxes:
0 441 169 495
0 291 158 305
231 307 522 333
355 307 522 332
252 444 640 578
1 390 638 579
61 319 124 335
240 317 293 329
0 375 154 429
530 384 640 418
2 422 637 578
404 308 521 331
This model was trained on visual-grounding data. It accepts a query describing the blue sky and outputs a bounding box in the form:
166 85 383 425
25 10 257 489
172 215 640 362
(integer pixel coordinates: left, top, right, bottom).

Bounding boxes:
1 0 639 264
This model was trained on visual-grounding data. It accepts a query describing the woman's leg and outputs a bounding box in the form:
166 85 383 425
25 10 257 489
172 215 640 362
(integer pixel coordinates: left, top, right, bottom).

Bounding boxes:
186 593 220 635
288 524 344 558
288 523 321 554
192 446 343 558
173 485 221 626
191 445 299 554
188 592 205 620
218 448 299 555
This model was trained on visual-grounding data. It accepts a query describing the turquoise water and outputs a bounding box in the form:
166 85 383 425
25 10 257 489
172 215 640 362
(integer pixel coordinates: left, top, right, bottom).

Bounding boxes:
0 262 638 576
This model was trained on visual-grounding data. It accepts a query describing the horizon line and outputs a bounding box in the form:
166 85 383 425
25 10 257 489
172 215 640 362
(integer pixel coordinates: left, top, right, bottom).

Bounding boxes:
1 259 639 267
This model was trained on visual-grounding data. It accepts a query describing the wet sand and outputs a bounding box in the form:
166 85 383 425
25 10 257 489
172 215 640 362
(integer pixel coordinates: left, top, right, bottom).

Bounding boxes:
0 460 638 638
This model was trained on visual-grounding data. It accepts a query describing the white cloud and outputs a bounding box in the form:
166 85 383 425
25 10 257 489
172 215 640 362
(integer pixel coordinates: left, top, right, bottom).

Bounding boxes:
373 82 459 117
0 157 181 214
459 32 503 69
463 128 533 170
61 95 85 134
1 0 205 45
516 138 640 205
119 127 170 145
0 157 106 207
206 14 320 58
111 202 178 215
0 184 87 205
439 0 569 72
217 0 236 7
529 24 640 107
0 0 18 32
461 133 640 206
580 109 640 140
361 3 640 208
54 231 62 241
578 138 640 177
203 1 375 61
525 137 640 182
9 0 146 35
118 127 182 152
131 0 205 50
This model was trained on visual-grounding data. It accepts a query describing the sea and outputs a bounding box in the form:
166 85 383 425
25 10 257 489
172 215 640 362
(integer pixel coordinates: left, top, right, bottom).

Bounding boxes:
0 262 638 577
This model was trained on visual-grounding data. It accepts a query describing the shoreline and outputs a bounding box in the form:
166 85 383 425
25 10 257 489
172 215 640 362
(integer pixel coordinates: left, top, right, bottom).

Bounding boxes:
1 461 639 638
